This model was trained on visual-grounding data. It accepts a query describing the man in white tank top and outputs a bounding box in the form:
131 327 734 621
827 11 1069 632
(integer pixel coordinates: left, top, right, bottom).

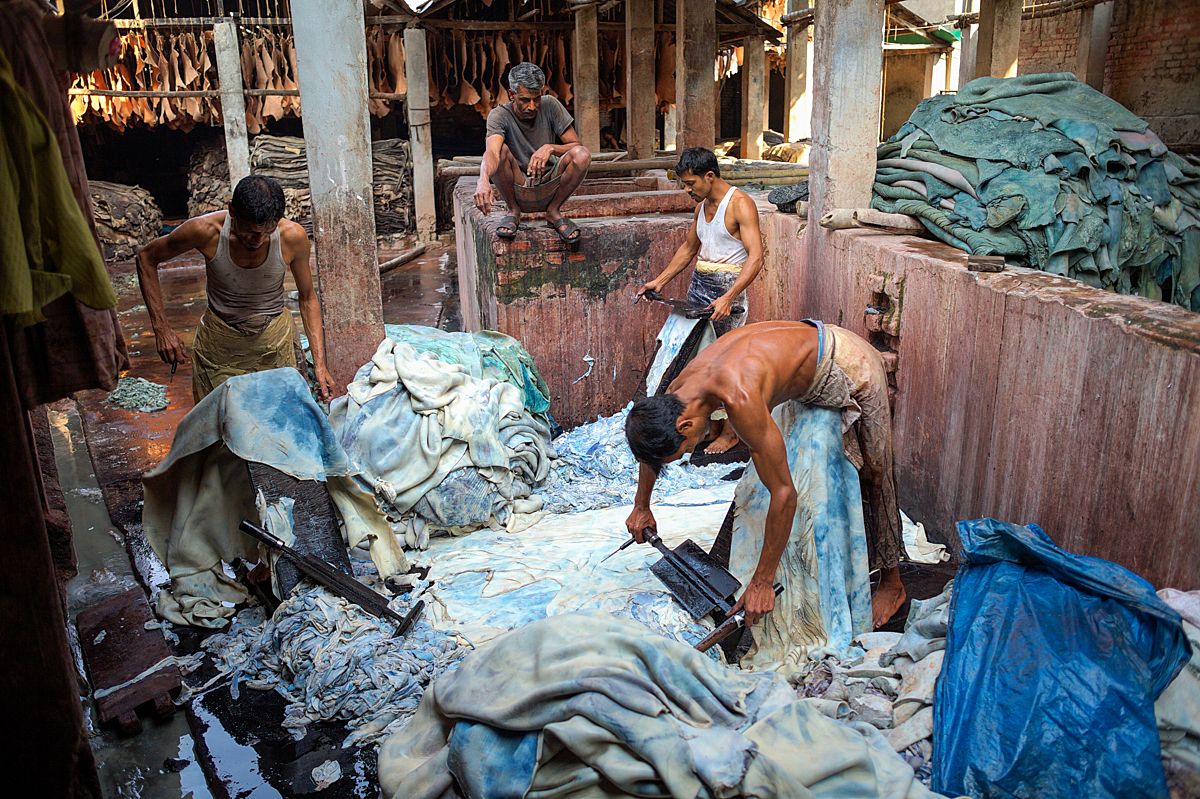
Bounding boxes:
638 147 764 452
136 176 335 404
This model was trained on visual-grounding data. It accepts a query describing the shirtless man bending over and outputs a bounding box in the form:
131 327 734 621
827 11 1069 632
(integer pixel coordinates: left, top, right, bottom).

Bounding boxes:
623 320 908 629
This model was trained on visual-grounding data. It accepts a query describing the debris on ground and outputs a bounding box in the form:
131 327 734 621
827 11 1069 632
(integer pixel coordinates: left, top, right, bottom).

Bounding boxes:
200 583 470 749
105 377 169 412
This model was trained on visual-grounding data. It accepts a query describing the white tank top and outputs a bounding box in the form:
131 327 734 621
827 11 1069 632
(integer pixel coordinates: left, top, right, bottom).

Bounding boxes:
695 187 749 265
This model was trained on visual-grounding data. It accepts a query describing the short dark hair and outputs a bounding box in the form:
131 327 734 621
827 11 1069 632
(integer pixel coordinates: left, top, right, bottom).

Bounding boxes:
675 147 720 179
625 394 686 472
231 175 285 225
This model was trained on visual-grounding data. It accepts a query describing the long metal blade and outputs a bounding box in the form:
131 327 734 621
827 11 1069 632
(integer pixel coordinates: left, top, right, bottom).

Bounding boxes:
239 520 415 634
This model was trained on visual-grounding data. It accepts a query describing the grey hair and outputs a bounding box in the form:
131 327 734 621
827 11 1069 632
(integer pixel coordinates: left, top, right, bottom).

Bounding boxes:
508 62 546 93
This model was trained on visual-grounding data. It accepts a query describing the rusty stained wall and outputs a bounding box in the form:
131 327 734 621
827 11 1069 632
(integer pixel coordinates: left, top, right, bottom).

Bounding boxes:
755 211 1200 590
454 177 698 428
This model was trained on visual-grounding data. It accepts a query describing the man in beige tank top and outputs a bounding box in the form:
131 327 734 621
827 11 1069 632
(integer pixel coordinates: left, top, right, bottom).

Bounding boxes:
135 175 334 404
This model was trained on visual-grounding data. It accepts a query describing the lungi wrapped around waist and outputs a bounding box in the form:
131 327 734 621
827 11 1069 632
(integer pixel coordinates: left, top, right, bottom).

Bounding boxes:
688 264 748 338
796 323 903 570
191 308 300 403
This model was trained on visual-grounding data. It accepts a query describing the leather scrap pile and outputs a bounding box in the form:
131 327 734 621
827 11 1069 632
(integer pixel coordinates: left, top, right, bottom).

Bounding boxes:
187 135 414 235
186 138 229 218
872 73 1200 311
88 180 163 262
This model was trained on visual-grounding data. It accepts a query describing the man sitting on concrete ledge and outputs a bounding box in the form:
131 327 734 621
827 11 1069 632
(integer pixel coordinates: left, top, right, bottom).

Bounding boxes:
624 320 908 634
474 62 591 243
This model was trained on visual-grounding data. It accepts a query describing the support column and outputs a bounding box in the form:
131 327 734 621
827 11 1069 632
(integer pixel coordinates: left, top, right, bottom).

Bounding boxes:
784 5 811 141
291 0 383 391
574 4 601 151
213 21 250 186
763 61 772 134
663 104 677 151
808 0 884 220
974 0 1022 79
675 0 716 152
741 35 766 160
1074 1 1113 91
625 0 656 159
404 26 437 240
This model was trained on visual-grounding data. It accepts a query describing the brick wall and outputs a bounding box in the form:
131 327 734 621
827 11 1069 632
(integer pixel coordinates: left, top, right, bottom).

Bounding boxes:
1018 8 1084 75
1104 0 1200 152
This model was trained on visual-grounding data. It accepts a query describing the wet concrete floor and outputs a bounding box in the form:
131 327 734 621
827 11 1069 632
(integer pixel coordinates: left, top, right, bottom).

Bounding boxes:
63 237 459 799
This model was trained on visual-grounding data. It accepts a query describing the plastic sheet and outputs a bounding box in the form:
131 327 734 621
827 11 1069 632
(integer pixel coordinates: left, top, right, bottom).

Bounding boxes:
932 518 1192 799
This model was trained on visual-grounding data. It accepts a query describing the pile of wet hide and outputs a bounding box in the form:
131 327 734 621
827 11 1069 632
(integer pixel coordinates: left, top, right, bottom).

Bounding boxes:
874 74 1200 309
330 328 555 550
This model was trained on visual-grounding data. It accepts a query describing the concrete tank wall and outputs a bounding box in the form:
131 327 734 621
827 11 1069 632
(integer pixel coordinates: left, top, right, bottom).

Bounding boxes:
754 208 1200 590
454 177 699 428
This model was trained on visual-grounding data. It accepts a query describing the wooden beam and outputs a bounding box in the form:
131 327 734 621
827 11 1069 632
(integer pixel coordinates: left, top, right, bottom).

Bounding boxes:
676 0 716 152
67 88 406 100
405 26 437 240
626 0 656 160
574 4 601 152
784 0 811 141
213 21 249 186
741 35 766 160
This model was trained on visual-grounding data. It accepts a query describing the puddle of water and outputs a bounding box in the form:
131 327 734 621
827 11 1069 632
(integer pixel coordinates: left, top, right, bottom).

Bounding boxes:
51 406 140 613
50 404 214 799
94 713 212 799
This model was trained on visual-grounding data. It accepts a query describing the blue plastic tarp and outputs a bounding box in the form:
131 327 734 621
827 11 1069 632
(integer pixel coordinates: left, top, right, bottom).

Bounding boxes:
932 518 1192 799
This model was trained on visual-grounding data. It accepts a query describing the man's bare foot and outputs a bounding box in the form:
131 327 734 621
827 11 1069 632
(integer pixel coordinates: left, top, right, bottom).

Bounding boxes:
707 428 740 454
872 566 907 629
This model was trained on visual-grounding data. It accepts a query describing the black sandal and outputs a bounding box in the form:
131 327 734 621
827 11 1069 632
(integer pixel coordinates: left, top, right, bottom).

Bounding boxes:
496 215 519 240
550 216 581 244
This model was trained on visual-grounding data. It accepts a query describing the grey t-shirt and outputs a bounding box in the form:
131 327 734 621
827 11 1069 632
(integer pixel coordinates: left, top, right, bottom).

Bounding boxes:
485 96 574 171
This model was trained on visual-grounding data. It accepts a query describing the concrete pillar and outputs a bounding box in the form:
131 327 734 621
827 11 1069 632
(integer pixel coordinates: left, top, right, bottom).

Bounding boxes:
290 0 384 390
213 21 250 186
741 35 766 160
404 26 437 240
574 4 601 151
676 0 716 152
1074 1 1113 91
625 0 656 159
663 103 677 151
784 4 811 141
974 0 1021 79
809 0 884 220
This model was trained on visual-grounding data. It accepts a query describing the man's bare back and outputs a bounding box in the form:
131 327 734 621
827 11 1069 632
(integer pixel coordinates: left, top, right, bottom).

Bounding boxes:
666 321 822 419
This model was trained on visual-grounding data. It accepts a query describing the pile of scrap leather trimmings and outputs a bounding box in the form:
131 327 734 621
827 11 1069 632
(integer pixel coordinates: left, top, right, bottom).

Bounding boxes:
89 180 163 262
249 135 415 235
186 135 414 235
186 138 230 218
